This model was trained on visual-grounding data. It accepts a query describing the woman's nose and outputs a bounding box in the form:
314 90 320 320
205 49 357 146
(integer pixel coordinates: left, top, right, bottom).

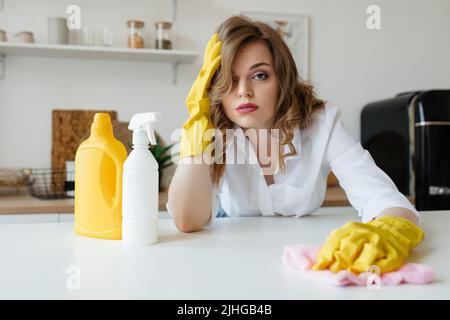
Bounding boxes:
238 80 253 97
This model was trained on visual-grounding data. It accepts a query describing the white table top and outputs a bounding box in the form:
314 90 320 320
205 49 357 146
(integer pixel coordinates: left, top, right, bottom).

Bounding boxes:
0 209 448 300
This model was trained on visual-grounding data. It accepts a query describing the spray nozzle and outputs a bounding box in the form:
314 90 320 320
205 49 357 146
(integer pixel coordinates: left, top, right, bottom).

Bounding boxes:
128 112 161 145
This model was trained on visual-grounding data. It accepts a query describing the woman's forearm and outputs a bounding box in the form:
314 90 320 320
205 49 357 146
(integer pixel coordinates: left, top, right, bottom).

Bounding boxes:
167 155 214 232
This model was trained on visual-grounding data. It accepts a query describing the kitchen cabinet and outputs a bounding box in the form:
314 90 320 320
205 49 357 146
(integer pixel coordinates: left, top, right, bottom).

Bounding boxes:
0 212 73 224
0 211 171 224
0 213 59 224
0 191 171 223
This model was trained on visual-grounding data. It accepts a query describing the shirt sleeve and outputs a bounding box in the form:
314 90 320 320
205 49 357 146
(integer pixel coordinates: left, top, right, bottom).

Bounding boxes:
324 114 421 225
203 183 221 227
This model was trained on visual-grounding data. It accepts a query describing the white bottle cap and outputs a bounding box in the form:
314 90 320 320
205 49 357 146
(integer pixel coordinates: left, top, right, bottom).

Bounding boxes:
122 218 158 246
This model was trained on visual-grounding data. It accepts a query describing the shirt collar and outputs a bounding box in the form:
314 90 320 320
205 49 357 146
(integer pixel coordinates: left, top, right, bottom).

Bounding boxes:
225 124 302 162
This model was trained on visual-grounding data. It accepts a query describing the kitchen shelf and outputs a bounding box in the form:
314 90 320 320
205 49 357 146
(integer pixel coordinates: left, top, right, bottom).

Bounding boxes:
0 42 199 84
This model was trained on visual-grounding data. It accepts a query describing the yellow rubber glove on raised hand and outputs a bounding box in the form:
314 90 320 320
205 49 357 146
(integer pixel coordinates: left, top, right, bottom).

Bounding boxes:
311 215 425 274
179 33 222 159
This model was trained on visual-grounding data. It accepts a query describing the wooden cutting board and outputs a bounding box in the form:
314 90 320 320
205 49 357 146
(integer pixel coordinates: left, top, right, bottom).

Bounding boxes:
51 109 118 171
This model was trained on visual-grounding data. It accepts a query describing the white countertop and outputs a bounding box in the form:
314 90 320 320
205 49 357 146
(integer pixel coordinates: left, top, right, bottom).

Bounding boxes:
0 208 448 300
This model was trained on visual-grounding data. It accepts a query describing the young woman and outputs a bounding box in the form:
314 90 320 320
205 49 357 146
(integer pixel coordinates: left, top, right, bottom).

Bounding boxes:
167 16 425 274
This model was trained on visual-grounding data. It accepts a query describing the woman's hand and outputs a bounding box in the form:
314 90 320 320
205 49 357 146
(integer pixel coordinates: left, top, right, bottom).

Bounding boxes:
179 33 222 159
311 215 425 274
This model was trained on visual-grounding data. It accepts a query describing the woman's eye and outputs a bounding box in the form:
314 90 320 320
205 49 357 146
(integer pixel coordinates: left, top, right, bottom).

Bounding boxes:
253 72 268 81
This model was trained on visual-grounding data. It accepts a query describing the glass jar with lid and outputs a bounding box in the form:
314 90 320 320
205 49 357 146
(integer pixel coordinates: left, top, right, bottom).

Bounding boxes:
154 21 172 49
14 31 35 43
126 20 145 48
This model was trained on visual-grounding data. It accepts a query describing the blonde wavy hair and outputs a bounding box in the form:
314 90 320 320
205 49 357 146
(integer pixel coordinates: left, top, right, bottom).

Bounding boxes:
209 15 326 185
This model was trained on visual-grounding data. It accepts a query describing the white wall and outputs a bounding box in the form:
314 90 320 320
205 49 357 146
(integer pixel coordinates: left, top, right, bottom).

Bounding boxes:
1 0 449 172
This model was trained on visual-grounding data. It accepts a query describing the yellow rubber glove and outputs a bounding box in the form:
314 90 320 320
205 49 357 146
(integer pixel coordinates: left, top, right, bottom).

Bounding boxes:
311 215 425 274
179 33 222 159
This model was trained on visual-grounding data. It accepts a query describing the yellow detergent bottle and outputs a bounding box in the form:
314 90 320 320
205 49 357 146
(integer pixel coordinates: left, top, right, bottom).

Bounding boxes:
74 113 127 239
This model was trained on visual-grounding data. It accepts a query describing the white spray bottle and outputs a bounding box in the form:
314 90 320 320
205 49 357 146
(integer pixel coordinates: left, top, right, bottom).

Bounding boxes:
122 112 161 245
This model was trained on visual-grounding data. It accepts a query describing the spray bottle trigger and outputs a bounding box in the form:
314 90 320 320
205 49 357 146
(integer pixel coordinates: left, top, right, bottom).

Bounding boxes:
146 123 156 145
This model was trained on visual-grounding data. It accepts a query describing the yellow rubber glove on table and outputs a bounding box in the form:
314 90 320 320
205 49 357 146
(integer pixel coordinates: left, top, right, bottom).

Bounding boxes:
179 33 222 159
312 215 425 274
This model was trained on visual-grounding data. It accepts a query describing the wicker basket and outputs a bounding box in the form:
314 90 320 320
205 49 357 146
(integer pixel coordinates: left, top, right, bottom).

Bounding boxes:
26 168 74 200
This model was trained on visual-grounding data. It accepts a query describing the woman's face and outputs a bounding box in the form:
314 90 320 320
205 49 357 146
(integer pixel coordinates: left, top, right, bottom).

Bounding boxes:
221 41 280 130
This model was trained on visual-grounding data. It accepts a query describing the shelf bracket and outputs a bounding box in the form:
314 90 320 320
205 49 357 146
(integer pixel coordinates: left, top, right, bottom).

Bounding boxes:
172 0 177 22
171 61 180 85
0 54 5 79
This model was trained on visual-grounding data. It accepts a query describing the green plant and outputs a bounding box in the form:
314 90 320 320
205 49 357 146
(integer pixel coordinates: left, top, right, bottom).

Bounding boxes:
150 136 175 172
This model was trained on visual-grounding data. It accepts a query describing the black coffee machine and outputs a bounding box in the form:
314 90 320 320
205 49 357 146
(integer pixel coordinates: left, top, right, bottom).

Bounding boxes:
361 90 450 211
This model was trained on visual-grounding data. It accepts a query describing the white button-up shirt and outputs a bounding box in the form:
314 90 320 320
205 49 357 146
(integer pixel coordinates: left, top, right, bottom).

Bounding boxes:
168 105 420 226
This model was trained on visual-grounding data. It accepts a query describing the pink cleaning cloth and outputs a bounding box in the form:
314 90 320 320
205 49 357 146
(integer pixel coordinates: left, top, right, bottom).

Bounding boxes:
282 244 434 286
